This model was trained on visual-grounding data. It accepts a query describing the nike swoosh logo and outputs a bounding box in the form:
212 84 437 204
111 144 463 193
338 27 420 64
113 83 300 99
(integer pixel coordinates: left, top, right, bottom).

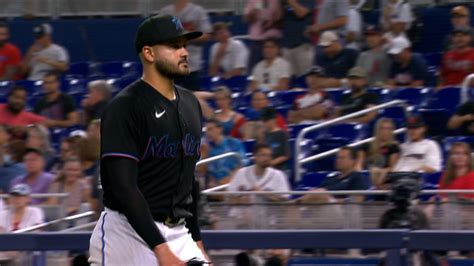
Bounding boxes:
155 110 165 119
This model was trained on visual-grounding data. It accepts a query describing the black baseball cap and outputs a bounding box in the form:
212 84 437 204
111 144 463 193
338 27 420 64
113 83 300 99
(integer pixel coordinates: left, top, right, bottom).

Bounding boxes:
135 14 203 53
406 116 426 129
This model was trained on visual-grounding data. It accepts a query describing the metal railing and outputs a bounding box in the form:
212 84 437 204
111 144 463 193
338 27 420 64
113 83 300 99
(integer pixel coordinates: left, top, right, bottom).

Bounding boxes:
13 211 95 233
461 73 474 104
0 193 69 199
294 100 406 181
196 152 240 167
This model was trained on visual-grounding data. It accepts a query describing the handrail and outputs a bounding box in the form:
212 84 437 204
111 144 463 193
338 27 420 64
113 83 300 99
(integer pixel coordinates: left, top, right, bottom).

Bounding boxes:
461 73 474 103
294 100 406 182
300 128 407 164
13 211 95 233
196 152 240 166
60 221 98 232
201 189 474 196
202 184 230 194
0 193 69 199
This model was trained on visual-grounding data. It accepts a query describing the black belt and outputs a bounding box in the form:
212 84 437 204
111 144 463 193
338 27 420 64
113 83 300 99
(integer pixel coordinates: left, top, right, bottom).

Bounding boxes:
153 213 186 228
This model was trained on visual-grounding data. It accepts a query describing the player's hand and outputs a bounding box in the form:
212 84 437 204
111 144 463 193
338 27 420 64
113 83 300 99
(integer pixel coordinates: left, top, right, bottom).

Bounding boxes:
154 243 185 265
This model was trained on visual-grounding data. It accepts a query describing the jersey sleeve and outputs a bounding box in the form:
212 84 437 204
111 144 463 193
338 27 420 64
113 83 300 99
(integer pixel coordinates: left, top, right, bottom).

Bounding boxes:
101 97 141 162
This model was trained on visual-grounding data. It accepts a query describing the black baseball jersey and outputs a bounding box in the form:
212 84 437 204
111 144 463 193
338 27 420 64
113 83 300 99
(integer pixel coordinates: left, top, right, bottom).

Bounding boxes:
100 79 202 219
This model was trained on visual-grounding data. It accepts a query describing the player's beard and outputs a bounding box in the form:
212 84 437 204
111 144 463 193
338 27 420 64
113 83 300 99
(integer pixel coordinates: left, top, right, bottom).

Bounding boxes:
154 57 190 79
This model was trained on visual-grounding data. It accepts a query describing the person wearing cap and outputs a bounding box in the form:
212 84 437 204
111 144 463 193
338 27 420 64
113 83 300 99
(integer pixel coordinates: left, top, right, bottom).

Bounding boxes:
204 118 247 188
0 184 44 232
249 38 292 92
89 15 210 265
440 26 474 87
443 5 474 51
356 25 392 87
21 23 69 81
9 148 54 205
0 22 22 81
228 143 290 201
380 0 413 33
335 67 379 124
393 116 442 173
386 36 429 88
159 0 212 91
315 31 359 87
208 22 250 79
260 107 291 170
288 66 334 124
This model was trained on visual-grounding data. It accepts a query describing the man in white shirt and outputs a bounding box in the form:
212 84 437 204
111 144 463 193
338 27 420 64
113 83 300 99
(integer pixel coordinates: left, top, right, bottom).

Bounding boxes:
209 22 249 79
249 39 292 91
21 24 69 81
345 0 363 50
228 143 290 201
393 116 442 173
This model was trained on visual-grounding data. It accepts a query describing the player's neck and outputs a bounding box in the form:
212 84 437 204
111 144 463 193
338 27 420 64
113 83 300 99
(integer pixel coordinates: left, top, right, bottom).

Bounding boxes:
142 72 175 100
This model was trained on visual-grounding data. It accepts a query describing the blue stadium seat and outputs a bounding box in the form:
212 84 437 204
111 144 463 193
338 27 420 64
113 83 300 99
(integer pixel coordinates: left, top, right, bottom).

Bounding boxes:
243 139 256 155
223 75 248 92
288 123 318 139
318 123 368 144
67 61 95 78
64 78 88 95
442 136 474 154
423 87 461 111
301 171 333 187
290 75 306 88
422 52 442 68
423 172 442 186
0 81 13 97
117 76 138 91
377 106 409 128
15 80 43 96
199 75 213 91
394 87 432 106
100 61 141 78
324 88 349 105
368 87 392 103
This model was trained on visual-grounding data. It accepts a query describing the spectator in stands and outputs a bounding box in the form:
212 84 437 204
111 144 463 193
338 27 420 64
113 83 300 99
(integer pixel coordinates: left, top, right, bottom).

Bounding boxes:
209 22 249 79
288 66 334 124
21 23 69 81
299 147 369 203
306 0 349 40
244 0 282 68
0 184 44 232
344 0 363 51
393 116 442 173
280 0 317 77
228 143 291 201
249 39 292 92
242 90 287 140
438 142 474 199
0 128 26 193
356 25 392 87
0 86 45 128
0 22 22 81
47 157 91 215
440 26 474 87
386 36 429 88
380 0 413 34
443 6 474 51
48 136 81 174
314 31 359 86
259 108 290 171
34 71 78 128
356 118 400 189
25 124 54 165
10 148 54 204
81 80 111 125
212 87 246 137
86 119 101 144
77 137 100 177
159 0 212 91
205 119 247 187
448 98 474 136
334 67 379 124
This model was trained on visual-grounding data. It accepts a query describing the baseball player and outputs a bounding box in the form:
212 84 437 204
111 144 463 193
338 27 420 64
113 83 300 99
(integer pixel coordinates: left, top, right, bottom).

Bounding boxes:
89 15 210 265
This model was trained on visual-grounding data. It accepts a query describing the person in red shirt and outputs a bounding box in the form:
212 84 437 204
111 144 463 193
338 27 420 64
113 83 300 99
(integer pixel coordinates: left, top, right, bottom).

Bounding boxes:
0 86 45 128
440 26 474 87
438 142 474 200
0 22 22 80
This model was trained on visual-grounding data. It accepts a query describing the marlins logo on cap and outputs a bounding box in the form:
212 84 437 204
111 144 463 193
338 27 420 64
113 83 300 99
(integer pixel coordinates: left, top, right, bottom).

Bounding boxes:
171 16 184 31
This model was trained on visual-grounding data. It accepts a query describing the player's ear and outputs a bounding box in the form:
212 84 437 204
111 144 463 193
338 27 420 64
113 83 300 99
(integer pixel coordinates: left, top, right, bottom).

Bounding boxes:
142 46 155 63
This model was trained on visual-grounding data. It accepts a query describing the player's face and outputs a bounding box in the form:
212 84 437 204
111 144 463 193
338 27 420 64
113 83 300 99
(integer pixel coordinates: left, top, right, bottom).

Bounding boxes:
152 37 190 79
407 126 425 142
450 145 470 167
64 161 82 182
7 90 27 114
255 148 272 168
23 153 45 174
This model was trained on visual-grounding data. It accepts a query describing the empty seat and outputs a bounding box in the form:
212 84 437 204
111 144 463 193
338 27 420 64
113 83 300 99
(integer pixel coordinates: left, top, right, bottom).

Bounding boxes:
64 78 88 95
423 172 442 186
378 106 409 128
423 87 461 112
301 171 334 187
100 61 141 78
223 75 249 92
368 87 392 103
15 80 43 96
324 88 349 105
67 61 95 78
394 87 432 106
0 80 13 97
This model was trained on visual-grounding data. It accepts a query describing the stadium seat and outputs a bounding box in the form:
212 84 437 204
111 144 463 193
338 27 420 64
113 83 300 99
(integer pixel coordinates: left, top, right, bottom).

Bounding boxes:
368 87 392 103
442 136 474 155
271 89 308 107
316 123 368 146
0 80 13 97
301 171 334 187
223 75 249 92
100 61 141 78
324 88 349 105
288 123 318 139
290 75 306 88
15 80 43 96
67 61 95 78
423 172 442 186
423 87 461 111
243 139 256 155
394 87 431 106
377 106 409 128
64 78 88 95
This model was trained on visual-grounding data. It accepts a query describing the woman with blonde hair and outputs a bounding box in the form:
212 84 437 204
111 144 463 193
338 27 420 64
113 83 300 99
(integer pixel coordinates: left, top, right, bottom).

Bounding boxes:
438 142 474 200
356 118 401 188
46 157 91 215
25 124 54 164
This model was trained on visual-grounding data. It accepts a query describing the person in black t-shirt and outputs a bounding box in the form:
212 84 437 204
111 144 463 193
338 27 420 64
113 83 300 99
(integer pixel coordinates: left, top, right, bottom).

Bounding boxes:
356 118 400 190
34 71 77 128
88 15 210 265
448 100 474 136
334 67 379 124
260 107 290 170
